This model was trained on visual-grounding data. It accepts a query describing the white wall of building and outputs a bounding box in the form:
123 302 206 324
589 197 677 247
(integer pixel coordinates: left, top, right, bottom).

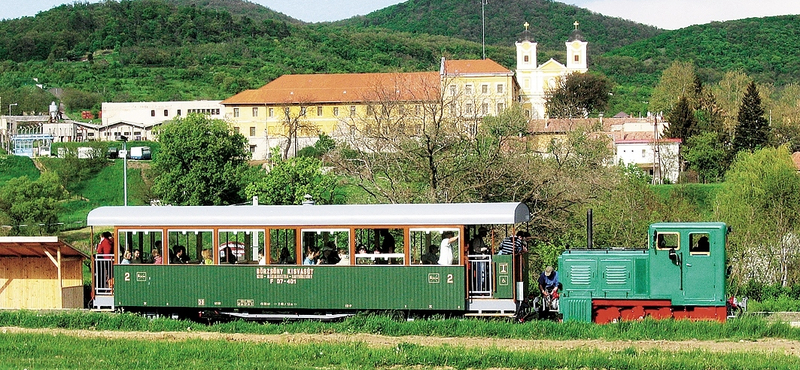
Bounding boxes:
614 140 681 183
101 101 223 126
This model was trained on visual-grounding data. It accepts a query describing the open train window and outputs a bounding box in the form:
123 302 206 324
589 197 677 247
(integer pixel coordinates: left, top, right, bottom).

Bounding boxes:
409 228 461 265
117 229 163 264
301 229 351 265
218 229 265 264
269 228 297 265
169 229 214 264
656 232 679 250
690 233 711 255
353 228 404 265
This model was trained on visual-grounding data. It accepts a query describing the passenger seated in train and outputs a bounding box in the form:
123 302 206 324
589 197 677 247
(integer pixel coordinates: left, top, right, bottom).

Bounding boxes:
320 242 341 264
121 250 132 264
170 245 187 264
355 245 372 265
373 247 388 264
421 244 439 265
131 249 143 264
221 246 238 264
151 248 163 264
200 249 213 265
277 247 295 264
303 247 320 265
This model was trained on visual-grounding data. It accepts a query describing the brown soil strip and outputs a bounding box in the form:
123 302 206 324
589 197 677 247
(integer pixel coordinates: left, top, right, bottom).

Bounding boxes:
3 327 800 356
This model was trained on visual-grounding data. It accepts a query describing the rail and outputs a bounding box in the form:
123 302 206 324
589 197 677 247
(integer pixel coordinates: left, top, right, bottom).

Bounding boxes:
468 255 492 297
94 254 114 296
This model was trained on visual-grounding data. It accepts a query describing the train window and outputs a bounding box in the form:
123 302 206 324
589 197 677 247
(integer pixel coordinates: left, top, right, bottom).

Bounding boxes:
409 228 461 265
354 228 404 265
301 229 351 265
656 232 680 250
117 229 163 264
218 229 265 264
269 228 297 265
690 233 711 255
168 229 213 264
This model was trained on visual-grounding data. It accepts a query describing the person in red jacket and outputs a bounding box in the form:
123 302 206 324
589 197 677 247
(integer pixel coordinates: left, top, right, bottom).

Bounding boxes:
96 232 114 257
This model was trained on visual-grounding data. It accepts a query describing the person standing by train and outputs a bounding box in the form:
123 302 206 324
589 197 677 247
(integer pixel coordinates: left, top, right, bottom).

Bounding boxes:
438 231 459 265
96 232 114 257
537 266 559 312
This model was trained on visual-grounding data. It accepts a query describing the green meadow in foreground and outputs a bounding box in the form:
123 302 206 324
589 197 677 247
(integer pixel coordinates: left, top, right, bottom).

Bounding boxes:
1 332 798 370
0 310 799 342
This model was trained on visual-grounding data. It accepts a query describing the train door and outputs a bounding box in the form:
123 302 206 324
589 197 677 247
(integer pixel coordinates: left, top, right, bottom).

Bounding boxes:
682 232 717 303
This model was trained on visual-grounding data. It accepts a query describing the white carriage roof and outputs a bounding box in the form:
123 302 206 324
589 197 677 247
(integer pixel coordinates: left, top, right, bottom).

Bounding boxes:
87 203 530 227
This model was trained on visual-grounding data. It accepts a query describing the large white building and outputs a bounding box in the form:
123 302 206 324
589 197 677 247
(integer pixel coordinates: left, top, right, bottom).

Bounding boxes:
100 101 223 141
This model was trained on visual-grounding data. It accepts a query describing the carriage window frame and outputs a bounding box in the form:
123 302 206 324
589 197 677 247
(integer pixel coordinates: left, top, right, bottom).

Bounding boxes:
353 228 404 266
217 228 266 264
655 232 680 251
167 228 214 265
300 228 352 266
409 227 461 265
689 232 711 255
117 229 164 264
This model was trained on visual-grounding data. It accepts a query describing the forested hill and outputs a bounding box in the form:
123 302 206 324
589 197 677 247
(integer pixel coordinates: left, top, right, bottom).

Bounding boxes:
163 0 301 24
337 0 663 55
595 15 800 87
0 0 295 62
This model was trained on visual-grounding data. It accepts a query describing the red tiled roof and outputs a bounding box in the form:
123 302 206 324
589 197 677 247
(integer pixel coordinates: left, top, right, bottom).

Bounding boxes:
223 72 440 105
443 59 512 75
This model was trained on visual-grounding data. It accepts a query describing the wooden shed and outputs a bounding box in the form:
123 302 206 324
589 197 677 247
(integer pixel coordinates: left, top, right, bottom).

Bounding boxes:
0 237 89 309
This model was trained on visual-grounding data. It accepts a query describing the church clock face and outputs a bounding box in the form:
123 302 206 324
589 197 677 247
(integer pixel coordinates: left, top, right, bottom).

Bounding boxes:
572 41 581 49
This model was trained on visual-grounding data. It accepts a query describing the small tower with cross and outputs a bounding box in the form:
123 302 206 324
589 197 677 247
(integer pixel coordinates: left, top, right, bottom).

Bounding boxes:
566 21 588 71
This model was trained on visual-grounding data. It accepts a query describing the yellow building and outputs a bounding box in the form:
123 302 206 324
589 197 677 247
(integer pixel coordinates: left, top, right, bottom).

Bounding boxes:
222 58 517 159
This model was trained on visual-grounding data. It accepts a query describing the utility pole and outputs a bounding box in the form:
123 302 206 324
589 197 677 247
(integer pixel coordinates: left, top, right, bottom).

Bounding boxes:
481 0 488 60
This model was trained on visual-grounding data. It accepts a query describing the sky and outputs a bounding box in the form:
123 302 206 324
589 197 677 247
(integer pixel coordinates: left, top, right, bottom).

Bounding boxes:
2 0 800 30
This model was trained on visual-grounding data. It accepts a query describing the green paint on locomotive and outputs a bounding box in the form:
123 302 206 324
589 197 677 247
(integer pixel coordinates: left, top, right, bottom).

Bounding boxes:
559 222 728 322
114 265 467 312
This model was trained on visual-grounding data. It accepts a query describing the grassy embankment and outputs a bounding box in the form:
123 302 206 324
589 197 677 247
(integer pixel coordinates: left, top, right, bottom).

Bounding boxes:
1 311 800 369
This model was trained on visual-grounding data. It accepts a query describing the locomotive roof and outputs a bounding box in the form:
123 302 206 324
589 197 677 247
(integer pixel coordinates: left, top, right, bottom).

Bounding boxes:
87 202 530 227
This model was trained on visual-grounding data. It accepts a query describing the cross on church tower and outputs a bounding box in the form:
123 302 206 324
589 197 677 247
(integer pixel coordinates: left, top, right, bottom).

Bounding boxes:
524 22 529 31
574 21 580 30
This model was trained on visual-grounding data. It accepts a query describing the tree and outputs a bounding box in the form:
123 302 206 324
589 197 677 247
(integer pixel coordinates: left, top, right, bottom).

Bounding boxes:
683 132 727 183
664 96 697 143
711 70 751 134
0 172 66 235
648 61 696 116
715 146 800 287
245 147 339 205
274 101 320 159
732 81 770 153
544 72 613 118
152 113 252 205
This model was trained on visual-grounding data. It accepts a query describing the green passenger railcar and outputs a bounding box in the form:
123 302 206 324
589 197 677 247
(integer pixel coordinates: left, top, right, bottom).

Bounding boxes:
559 222 728 323
88 202 531 319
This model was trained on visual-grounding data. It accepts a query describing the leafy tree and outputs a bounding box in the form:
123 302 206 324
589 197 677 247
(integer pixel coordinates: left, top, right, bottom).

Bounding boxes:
770 83 800 151
715 146 800 287
712 70 751 134
648 61 696 116
297 133 336 159
0 172 66 235
151 113 252 205
544 72 613 118
732 81 770 153
683 132 727 183
245 147 339 205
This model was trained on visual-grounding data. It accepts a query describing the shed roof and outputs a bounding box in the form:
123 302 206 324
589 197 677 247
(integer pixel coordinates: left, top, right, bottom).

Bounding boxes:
0 237 89 259
87 203 531 227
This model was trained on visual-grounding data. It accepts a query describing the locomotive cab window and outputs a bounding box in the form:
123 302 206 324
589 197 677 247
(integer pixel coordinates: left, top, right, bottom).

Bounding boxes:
409 228 460 265
656 232 679 250
302 229 350 265
354 228 404 265
690 233 711 255
168 229 214 264
117 229 163 264
218 229 265 264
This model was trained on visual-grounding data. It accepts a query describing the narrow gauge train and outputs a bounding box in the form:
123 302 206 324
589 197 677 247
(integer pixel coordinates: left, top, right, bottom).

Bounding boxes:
87 202 729 323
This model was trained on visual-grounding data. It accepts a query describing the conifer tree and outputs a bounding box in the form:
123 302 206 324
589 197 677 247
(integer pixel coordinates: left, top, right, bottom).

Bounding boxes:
732 82 770 153
664 96 696 143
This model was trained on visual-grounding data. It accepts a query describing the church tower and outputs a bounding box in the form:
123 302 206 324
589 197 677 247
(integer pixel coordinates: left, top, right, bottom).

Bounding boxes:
565 21 588 72
515 22 540 117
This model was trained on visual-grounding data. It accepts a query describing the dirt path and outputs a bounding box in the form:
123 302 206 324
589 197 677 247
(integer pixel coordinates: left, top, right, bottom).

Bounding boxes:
4 327 800 356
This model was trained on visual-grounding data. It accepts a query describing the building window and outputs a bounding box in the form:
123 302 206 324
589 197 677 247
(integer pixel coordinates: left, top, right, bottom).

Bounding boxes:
164 109 168 117
151 110 155 117
269 108 274 117
350 106 356 117
523 55 530 63
449 85 456 95
415 105 421 115
233 108 240 117
574 55 580 62
234 127 240 134
465 84 473 95
333 107 339 116
300 106 307 116
481 103 489 115
250 127 256 136
214 109 220 115
642 149 646 158
284 107 290 118
250 145 257 153
497 103 505 112
176 109 181 116
465 103 473 114
497 84 504 94
134 131 141 136
252 107 259 117
481 84 488 94
317 106 323 116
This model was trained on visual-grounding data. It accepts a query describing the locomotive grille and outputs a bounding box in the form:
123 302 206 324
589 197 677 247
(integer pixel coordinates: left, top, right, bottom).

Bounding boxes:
605 265 628 285
570 265 592 285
